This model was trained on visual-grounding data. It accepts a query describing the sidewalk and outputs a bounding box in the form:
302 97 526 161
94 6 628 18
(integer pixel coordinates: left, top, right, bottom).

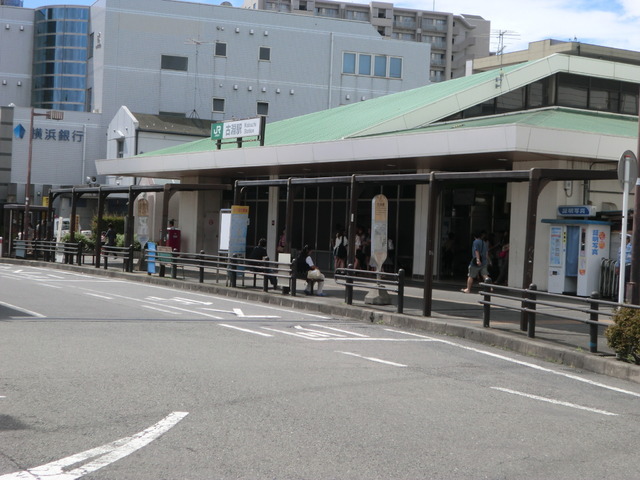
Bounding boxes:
3 257 639 384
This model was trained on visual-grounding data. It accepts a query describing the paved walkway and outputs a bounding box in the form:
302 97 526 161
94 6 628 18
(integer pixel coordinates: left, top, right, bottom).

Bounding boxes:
3 257 639 384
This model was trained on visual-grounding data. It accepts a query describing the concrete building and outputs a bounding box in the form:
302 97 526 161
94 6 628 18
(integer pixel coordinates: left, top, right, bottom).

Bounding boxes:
472 39 640 73
97 53 639 293
0 0 432 225
243 0 491 82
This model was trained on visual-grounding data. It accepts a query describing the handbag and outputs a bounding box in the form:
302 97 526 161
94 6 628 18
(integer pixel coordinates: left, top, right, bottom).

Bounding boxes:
307 269 324 280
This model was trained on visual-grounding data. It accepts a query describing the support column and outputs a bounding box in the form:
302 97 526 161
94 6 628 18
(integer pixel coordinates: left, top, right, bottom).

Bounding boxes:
423 174 439 317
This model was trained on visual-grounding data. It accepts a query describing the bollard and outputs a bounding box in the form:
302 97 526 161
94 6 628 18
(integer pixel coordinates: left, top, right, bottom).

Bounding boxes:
77 243 83 266
397 269 405 314
230 254 237 288
345 264 354 305
589 291 600 353
482 278 492 328
290 260 297 296
199 250 205 283
171 249 177 279
526 284 537 338
103 251 108 270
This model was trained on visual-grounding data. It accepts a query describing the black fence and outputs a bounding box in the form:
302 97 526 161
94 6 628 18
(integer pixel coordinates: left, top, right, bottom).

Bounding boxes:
478 281 637 353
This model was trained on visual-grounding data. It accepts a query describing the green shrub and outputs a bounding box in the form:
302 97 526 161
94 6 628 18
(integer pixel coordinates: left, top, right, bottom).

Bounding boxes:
61 231 95 252
606 307 640 364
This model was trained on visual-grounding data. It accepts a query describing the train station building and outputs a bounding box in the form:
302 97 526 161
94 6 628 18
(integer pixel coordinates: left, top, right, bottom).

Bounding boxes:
96 53 640 292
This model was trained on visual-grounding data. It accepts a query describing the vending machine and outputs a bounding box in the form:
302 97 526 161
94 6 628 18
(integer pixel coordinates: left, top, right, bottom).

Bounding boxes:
543 219 610 296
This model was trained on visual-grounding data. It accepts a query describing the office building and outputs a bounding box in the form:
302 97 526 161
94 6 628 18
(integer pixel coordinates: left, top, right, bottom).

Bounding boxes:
243 0 491 81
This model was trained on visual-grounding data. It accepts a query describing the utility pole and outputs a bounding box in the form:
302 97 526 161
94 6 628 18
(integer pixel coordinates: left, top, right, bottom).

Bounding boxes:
630 91 640 305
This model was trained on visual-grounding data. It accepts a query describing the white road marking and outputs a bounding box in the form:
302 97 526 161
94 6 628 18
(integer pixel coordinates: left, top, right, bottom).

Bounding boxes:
219 324 273 337
0 301 45 318
0 411 188 480
142 305 181 315
293 326 345 338
386 329 640 398
492 387 618 416
231 308 280 319
84 293 113 300
40 283 62 289
309 324 369 337
337 351 407 367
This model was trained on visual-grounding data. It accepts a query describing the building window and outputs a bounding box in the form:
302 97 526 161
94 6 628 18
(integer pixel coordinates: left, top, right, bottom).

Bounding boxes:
161 55 188 71
358 54 371 75
257 101 269 116
215 42 227 57
116 139 124 158
343 52 356 74
259 46 271 61
212 97 225 113
374 55 387 77
344 52 402 79
389 57 402 78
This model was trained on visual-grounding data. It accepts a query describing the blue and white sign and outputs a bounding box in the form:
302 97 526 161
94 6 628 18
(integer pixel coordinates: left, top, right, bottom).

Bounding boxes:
557 205 596 217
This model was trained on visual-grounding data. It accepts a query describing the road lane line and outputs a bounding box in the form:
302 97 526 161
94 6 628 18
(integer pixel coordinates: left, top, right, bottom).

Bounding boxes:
386 328 640 398
84 293 113 300
219 324 273 337
310 324 369 337
337 351 407 367
0 411 189 480
142 305 181 315
491 387 618 416
0 301 45 318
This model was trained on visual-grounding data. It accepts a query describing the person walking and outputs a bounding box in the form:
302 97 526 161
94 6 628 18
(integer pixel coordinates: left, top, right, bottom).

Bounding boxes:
461 231 490 293
104 223 117 257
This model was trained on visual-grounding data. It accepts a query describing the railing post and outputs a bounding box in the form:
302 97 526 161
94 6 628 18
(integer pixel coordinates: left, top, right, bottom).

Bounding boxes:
230 254 237 288
589 291 600 353
290 260 297 296
346 264 354 305
77 243 82 266
262 256 269 292
128 245 134 272
199 250 205 283
171 248 178 279
397 268 405 314
483 278 492 328
526 284 537 338
103 250 108 270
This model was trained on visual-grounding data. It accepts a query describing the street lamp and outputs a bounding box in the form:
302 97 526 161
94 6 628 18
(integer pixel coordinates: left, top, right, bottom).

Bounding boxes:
23 108 64 240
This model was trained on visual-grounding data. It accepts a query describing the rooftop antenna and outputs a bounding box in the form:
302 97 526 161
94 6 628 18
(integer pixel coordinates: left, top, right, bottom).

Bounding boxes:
184 37 215 119
491 30 519 88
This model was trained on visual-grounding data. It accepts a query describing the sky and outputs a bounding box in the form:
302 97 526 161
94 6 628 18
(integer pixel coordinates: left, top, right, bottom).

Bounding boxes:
21 0 640 54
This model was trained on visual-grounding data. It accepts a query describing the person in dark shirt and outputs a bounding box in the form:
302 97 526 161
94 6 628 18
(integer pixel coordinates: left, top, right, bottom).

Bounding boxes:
249 238 277 289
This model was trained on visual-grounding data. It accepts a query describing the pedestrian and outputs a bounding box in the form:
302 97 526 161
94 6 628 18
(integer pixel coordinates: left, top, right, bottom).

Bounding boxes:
277 229 286 253
461 231 490 293
354 226 365 269
333 229 347 270
495 233 510 285
441 232 455 277
105 223 117 257
296 245 326 296
249 238 278 289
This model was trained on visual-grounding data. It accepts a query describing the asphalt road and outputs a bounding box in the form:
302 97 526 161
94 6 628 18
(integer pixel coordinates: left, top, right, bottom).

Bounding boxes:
1 264 639 479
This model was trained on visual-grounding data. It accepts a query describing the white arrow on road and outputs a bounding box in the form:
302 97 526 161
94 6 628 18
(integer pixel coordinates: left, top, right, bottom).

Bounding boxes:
0 411 188 480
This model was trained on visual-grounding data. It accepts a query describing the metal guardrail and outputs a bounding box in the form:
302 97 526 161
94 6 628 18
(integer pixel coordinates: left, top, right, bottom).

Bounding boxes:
334 265 405 313
13 239 84 265
478 281 640 353
101 244 135 272
143 250 292 293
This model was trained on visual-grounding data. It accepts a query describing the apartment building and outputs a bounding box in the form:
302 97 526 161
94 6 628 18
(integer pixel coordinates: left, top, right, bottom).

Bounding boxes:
243 0 491 81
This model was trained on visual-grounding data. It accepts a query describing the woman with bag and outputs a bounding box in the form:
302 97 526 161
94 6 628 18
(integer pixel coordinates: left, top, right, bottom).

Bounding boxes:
296 245 326 296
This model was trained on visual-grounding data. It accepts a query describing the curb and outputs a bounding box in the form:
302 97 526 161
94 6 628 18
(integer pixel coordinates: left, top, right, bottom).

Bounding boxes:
3 258 640 385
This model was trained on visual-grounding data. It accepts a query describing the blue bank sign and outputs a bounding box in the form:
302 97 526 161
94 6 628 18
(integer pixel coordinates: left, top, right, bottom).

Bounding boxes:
14 124 84 143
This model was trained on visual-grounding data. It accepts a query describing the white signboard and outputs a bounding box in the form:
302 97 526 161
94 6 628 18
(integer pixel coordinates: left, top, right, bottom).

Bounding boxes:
211 117 262 140
371 194 388 271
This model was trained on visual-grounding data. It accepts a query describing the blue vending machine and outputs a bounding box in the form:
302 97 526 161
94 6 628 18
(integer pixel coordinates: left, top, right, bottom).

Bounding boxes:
543 218 610 296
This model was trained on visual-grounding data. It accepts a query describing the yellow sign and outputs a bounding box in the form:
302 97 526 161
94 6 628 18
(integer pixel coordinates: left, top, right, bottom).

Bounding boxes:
231 205 250 215
42 197 49 207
